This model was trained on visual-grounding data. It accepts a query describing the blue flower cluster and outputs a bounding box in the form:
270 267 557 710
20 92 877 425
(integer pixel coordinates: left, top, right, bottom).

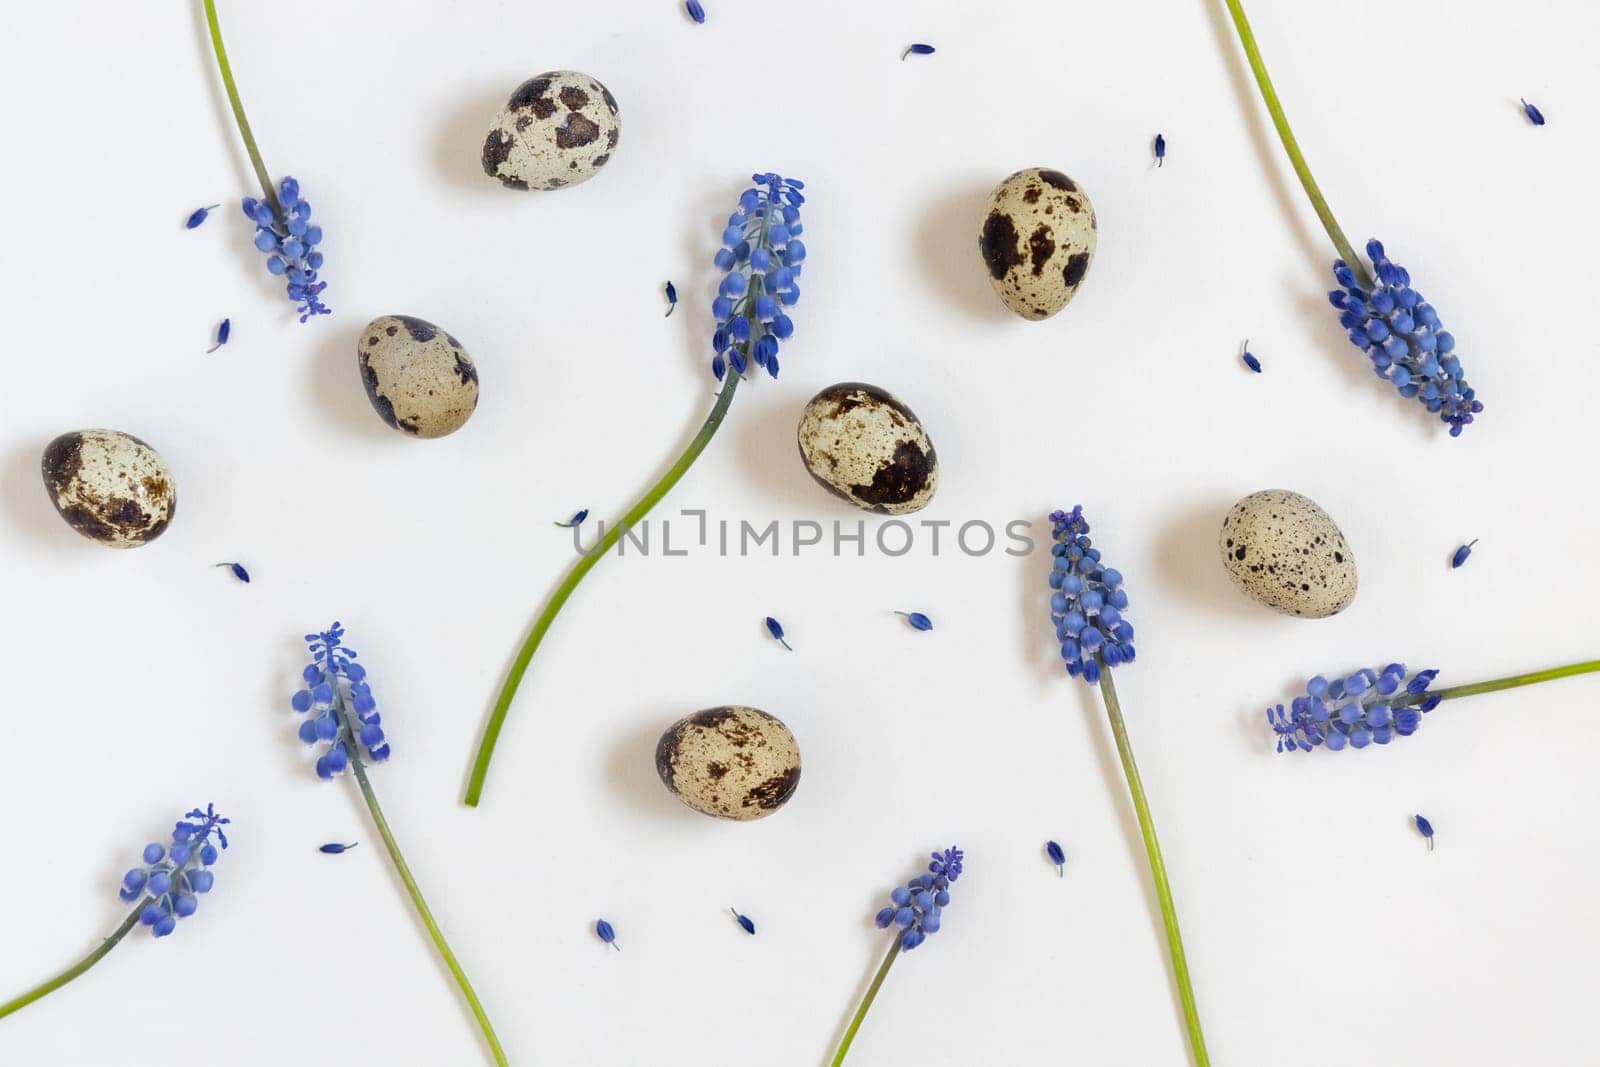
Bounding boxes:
241 177 329 322
1329 240 1480 436
290 621 389 778
1268 664 1441 752
873 846 963 952
710 173 805 381
1048 507 1134 685
119 804 229 938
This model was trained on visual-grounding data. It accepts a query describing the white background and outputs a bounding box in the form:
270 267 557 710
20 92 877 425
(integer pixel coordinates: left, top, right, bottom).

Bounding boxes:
2 0 1597 1064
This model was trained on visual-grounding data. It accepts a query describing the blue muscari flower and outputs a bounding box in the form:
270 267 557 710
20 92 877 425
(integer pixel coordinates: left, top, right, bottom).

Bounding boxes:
1267 664 1441 752
765 616 792 650
873 847 963 951
731 908 755 935
1154 133 1166 166
1045 840 1066 876
595 919 619 950
901 43 936 59
1328 239 1480 436
1521 99 1546 126
710 173 805 381
895 611 933 631
241 177 329 323
1414 814 1435 849
119 805 229 938
206 316 232 355
185 204 219 229
685 0 706 23
290 621 389 778
1451 540 1477 568
1047 506 1133 685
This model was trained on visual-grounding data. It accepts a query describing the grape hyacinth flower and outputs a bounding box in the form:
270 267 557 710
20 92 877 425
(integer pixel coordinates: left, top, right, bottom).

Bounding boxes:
831 847 963 1065
1220 0 1480 434
0 805 230 1020
467 172 809 807
1267 657 1600 754
203 0 330 322
1044 507 1209 1065
292 623 507 1064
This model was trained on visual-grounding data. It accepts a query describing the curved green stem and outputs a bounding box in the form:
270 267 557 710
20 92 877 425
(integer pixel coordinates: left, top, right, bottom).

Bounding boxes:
1097 670 1210 1067
0 906 143 1021
829 935 901 1066
464 372 743 806
351 758 508 1065
1397 659 1600 707
202 0 278 208
1221 0 1368 285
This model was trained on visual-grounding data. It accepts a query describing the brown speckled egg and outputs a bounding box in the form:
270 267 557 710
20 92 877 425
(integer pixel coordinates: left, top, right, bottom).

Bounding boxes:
655 706 801 821
979 167 1097 320
797 383 938 515
358 316 479 438
40 430 175 548
1220 490 1358 618
481 71 620 191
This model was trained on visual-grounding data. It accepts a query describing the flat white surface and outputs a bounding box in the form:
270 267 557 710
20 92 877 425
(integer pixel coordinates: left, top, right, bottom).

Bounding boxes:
2 1 1597 1064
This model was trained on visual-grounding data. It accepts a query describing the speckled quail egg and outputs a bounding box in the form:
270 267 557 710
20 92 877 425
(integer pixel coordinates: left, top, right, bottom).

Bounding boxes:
797 383 938 515
979 167 1097 320
1220 490 1358 618
481 71 620 191
655 706 801 821
357 316 479 438
40 430 175 548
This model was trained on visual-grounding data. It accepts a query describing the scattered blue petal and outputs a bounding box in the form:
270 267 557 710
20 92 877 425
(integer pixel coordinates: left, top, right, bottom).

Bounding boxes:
731 908 755 935
319 842 359 854
1045 840 1066 876
901 43 936 60
185 204 220 229
1241 340 1261 373
1450 540 1477 569
664 280 678 317
764 615 792 650
556 509 589 528
1414 814 1435 850
685 0 705 22
215 561 250 583
895 611 933 631
595 918 619 949
1154 133 1166 167
206 318 231 353
1521 98 1546 126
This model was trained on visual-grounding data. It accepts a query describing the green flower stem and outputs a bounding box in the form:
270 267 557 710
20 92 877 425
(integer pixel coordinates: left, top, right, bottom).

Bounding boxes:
1221 0 1368 287
0 905 144 1021
464 371 743 806
829 935 902 1066
202 0 278 209
1396 659 1600 708
350 755 508 1065
1097 670 1210 1067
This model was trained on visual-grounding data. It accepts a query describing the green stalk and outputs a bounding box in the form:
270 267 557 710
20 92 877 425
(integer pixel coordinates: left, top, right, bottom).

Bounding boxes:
0 906 143 1020
829 935 901 1066
202 0 278 208
1097 670 1210 1067
1221 0 1369 286
464 372 742 806
1396 659 1600 707
350 755 508 1064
